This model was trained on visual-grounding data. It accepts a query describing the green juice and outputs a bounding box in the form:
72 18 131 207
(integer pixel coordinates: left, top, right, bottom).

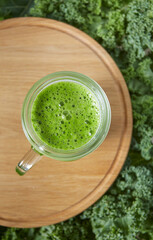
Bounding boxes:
31 81 100 150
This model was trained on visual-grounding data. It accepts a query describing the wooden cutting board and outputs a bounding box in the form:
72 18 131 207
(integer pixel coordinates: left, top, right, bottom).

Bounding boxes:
0 17 132 228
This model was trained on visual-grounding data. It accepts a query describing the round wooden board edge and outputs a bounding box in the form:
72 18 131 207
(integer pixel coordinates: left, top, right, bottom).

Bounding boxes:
0 17 133 228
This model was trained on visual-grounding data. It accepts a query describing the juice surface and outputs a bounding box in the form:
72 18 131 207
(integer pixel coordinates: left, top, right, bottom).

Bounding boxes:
31 81 100 150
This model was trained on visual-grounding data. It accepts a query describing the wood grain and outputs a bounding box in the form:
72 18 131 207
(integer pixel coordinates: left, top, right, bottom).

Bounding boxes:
0 17 132 228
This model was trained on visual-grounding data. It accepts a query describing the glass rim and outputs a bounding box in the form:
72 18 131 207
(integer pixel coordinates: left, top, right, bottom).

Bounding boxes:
22 71 111 161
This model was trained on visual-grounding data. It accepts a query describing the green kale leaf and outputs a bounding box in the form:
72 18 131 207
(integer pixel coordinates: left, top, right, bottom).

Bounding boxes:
122 0 153 63
0 0 33 18
81 165 153 240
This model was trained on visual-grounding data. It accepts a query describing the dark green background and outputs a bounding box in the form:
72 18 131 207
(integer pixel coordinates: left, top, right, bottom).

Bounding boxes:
0 0 153 239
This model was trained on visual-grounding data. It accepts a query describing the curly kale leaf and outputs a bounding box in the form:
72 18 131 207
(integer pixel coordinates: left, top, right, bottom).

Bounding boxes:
123 58 153 95
122 0 153 63
1 217 94 240
29 0 101 24
94 9 125 49
82 165 153 240
122 57 153 161
1 228 41 240
132 124 153 161
38 217 94 240
0 0 33 18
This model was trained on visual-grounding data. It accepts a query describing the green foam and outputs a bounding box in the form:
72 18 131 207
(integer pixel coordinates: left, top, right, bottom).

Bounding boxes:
31 81 100 150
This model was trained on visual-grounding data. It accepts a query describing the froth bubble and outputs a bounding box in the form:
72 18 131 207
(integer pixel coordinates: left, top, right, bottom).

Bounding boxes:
66 115 72 120
85 120 90 124
63 111 68 116
59 101 64 107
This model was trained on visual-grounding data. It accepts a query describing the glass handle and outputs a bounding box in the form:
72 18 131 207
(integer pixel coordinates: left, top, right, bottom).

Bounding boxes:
16 147 42 176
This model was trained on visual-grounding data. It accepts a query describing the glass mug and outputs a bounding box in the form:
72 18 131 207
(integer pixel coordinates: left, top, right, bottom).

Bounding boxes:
16 71 111 175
